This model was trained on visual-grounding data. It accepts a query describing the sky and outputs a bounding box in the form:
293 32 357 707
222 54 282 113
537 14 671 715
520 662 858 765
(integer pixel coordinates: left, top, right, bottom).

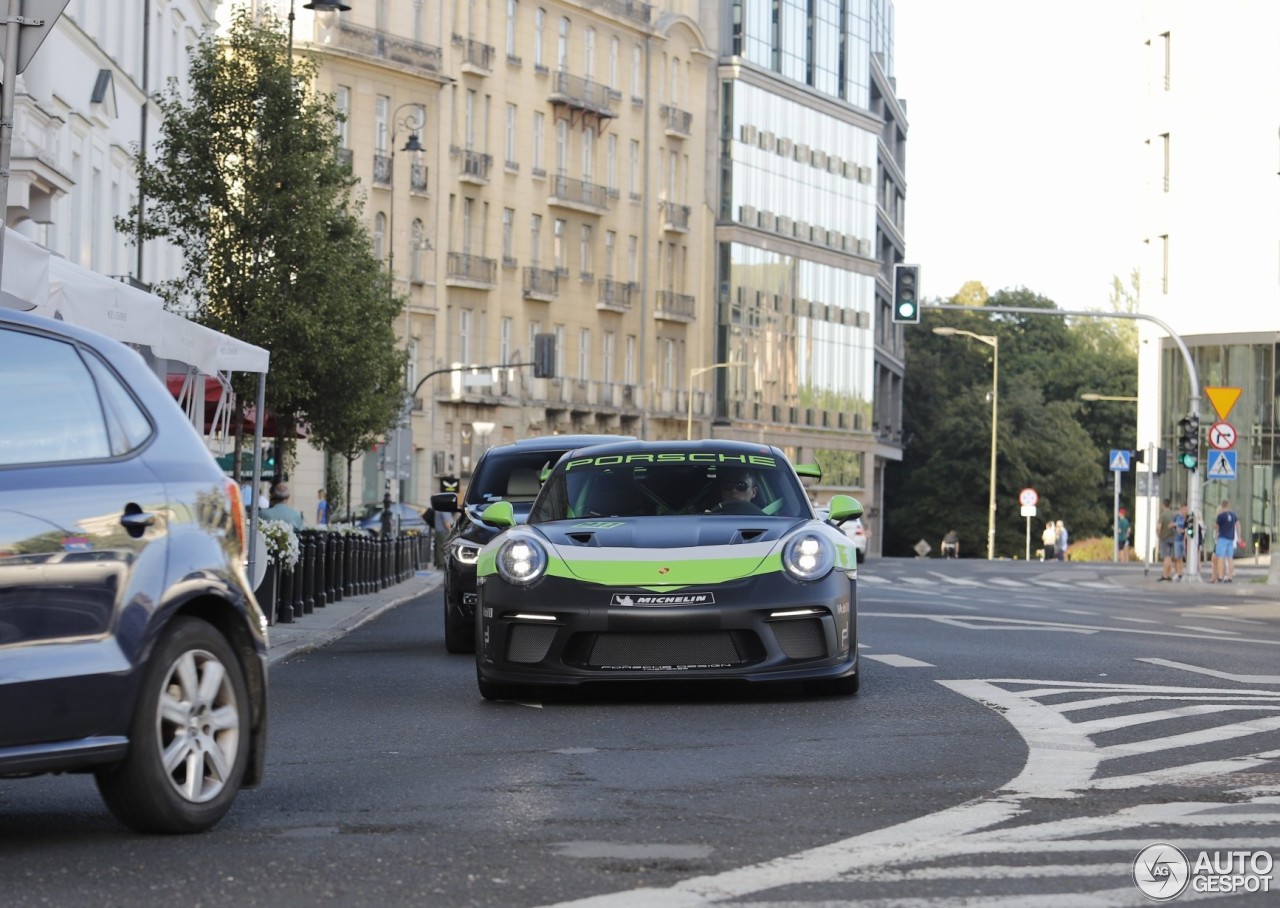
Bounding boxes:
892 1 1147 310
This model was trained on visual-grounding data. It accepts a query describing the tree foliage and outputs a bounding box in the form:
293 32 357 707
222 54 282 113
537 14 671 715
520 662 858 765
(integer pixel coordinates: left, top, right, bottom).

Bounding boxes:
120 6 404 457
884 288 1137 557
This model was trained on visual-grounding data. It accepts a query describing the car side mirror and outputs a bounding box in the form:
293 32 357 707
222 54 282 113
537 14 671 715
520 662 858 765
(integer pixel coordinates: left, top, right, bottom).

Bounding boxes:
431 491 459 513
481 500 515 528
827 494 863 524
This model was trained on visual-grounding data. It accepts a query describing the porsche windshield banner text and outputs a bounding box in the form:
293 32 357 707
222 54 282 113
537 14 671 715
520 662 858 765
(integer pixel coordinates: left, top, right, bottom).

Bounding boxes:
564 452 779 471
612 593 716 606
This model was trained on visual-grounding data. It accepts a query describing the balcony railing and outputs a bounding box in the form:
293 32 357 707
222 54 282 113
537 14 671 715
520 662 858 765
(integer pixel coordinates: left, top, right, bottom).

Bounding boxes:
594 0 652 25
334 21 442 76
372 153 392 186
549 70 617 118
461 38 494 72
596 279 634 312
522 266 559 301
659 104 693 138
661 201 691 232
654 290 696 322
446 252 497 286
549 174 609 213
460 149 492 182
410 162 428 193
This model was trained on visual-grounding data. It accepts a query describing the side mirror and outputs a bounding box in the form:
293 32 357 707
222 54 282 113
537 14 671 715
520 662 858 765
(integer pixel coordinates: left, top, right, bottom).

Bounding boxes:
431 491 459 513
481 500 515 529
794 463 822 480
827 494 863 525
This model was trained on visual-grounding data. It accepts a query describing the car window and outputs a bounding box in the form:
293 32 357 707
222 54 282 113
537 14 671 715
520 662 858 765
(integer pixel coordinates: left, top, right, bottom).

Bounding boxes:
467 450 563 505
82 351 154 455
0 328 112 465
530 452 810 521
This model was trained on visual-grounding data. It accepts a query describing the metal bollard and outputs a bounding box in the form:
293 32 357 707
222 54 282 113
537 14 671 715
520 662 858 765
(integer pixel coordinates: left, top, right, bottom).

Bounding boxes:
330 532 344 602
313 532 328 607
277 558 295 623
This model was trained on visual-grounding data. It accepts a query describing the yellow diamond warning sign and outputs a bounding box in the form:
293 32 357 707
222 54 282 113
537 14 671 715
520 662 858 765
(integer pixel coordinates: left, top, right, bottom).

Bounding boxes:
1204 386 1241 421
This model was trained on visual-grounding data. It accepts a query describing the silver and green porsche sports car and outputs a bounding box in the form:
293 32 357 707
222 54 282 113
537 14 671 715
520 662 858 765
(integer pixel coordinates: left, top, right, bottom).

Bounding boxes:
474 440 863 699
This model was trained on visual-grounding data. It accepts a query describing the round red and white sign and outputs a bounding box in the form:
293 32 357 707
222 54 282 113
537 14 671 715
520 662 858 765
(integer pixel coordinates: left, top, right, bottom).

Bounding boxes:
1019 488 1038 507
1209 421 1237 450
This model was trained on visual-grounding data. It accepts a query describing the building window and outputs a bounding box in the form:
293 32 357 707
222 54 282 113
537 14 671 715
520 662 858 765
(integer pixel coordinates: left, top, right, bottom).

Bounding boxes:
661 338 675 390
530 213 542 265
375 95 389 154
580 224 593 277
556 119 569 174
582 128 594 180
584 27 595 80
602 331 615 382
458 308 472 364
627 234 638 282
607 134 617 191
579 328 591 380
500 317 512 364
413 0 424 42
557 17 569 70
534 8 544 68
604 230 616 278
465 89 477 149
462 197 474 254
506 0 518 57
411 219 425 281
553 218 566 272
629 139 639 197
532 111 544 172
335 85 350 147
555 324 566 377
609 37 619 89
631 44 641 97
374 211 386 261
625 335 636 384
502 208 514 262
505 103 518 166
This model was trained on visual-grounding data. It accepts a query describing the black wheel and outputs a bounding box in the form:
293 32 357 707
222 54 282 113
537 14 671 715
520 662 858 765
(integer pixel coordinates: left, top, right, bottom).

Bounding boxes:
95 617 251 834
442 576 476 654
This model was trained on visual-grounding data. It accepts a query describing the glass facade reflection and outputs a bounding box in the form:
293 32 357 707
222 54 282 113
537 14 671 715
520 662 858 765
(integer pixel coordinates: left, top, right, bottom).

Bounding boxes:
718 242 875 430
1160 340 1279 554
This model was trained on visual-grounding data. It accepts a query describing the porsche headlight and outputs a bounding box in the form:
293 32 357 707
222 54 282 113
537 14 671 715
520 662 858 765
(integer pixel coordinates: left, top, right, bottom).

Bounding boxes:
450 538 481 565
782 532 834 581
496 536 548 585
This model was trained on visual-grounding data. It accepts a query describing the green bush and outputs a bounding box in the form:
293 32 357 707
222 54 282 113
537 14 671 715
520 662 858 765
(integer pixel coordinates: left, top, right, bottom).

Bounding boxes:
1065 536 1116 562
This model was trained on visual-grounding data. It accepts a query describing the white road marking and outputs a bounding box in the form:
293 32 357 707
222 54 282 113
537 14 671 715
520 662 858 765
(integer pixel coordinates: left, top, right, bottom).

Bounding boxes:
860 612 1280 645
900 577 938 586
988 578 1028 587
1136 657 1280 685
1056 609 1097 616
864 654 935 668
1113 616 1159 624
928 572 983 586
1030 580 1073 588
858 574 891 584
1174 624 1240 635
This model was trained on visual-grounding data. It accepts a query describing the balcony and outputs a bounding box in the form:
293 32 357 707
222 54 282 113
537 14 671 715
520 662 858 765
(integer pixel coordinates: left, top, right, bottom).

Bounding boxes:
372 153 392 186
459 149 492 184
522 267 559 301
660 201 691 233
459 38 494 74
410 162 428 194
333 21 442 77
548 70 617 120
594 0 652 25
659 104 693 139
654 290 695 322
596 279 635 313
445 252 497 288
548 174 610 214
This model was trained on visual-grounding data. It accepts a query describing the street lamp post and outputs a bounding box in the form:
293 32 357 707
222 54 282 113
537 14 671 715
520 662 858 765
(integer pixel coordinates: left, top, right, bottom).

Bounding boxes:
934 327 999 560
288 1 350 63
686 362 747 440
1081 393 1141 564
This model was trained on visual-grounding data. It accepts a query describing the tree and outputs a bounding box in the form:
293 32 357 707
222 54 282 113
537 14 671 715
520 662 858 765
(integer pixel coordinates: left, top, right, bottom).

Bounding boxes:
120 7 404 478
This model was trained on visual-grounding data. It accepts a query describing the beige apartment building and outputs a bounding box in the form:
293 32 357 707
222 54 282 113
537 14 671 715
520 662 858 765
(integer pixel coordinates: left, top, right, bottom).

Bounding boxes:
293 1 713 504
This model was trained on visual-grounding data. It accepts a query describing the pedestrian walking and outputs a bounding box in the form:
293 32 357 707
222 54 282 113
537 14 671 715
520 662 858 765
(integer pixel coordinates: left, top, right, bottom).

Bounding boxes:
1157 498 1176 581
1116 508 1132 562
1054 520 1069 562
1173 502 1187 581
316 488 329 526
1040 521 1056 561
1212 499 1242 583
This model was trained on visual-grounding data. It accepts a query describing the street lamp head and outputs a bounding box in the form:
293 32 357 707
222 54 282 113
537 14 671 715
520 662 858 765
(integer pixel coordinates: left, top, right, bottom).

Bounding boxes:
304 1 352 10
1080 393 1102 401
402 132 425 154
932 327 958 337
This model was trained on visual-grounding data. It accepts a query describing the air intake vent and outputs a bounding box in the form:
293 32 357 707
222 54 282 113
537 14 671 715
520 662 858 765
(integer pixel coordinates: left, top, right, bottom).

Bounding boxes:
773 618 826 659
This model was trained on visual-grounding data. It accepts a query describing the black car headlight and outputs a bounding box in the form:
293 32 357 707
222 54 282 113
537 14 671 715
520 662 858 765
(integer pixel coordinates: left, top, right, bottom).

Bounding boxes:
782 532 835 581
496 536 548 585
450 538 481 565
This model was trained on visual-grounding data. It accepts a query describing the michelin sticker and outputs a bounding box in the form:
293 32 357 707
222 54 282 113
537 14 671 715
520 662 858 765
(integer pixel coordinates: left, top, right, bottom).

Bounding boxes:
612 593 715 606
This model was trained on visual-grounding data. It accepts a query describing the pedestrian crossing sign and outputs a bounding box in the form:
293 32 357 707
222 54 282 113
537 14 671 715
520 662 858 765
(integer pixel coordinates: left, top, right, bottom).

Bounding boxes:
1109 449 1131 472
1207 450 1237 479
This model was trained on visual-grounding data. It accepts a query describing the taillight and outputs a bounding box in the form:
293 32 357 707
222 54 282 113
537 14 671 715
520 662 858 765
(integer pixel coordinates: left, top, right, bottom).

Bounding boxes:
226 479 246 558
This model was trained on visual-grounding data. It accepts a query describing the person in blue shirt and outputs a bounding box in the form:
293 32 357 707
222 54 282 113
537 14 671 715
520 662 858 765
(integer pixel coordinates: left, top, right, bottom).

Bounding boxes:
259 482 304 530
1212 499 1241 583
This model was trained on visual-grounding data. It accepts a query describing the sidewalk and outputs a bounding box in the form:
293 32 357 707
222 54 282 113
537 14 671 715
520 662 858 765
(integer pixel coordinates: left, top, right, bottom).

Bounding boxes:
266 569 444 665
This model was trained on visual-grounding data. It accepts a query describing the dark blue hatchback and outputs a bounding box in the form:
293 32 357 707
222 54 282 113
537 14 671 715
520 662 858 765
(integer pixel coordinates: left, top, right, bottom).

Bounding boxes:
0 309 269 834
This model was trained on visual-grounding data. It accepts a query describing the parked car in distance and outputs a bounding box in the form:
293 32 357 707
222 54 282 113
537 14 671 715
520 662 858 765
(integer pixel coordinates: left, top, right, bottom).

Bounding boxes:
474 439 864 700
817 507 868 559
355 501 429 534
0 308 269 834
430 434 633 654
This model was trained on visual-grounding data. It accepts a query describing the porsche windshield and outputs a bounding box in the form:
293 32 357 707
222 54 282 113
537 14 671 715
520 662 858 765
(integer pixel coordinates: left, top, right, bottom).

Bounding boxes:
528 451 811 521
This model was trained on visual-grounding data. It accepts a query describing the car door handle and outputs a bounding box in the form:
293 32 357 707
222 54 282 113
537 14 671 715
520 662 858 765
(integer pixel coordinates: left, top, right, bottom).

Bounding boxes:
120 511 157 531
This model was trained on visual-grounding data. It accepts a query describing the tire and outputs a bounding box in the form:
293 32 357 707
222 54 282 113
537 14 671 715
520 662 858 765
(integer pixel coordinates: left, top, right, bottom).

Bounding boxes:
95 617 251 834
443 577 476 654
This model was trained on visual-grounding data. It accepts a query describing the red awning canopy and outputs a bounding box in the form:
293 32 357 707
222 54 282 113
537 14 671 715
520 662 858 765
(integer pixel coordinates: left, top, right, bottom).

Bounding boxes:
165 374 304 437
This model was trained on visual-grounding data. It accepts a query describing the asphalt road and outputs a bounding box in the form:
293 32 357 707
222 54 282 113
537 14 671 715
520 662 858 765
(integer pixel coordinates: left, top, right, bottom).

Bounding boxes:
2 559 1277 906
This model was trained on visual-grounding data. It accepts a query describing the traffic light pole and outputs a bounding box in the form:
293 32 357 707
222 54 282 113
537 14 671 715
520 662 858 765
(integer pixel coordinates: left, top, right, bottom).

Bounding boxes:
923 303 1204 580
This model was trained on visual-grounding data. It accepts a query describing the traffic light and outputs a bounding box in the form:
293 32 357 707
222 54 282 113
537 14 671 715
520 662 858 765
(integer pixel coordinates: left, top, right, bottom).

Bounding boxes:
892 263 921 323
1155 447 1168 474
1176 414 1199 469
533 332 556 378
